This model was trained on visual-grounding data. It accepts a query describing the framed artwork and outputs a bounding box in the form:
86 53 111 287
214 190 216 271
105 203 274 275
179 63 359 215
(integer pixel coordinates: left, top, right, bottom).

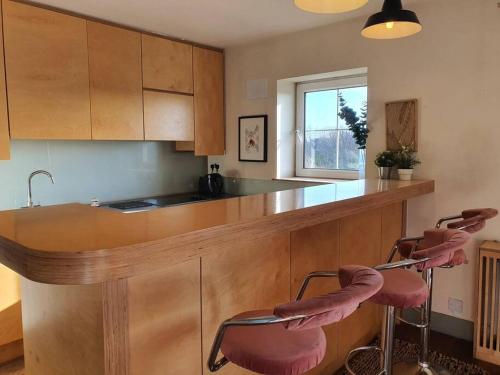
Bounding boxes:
238 115 268 162
386 99 418 151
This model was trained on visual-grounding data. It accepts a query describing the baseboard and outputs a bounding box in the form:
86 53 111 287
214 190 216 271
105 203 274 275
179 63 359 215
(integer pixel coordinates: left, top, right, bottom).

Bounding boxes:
402 310 474 342
0 339 23 365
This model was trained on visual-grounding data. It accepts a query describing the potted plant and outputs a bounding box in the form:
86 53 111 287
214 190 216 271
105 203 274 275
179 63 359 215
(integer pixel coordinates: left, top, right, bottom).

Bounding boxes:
395 146 420 181
374 151 396 179
338 95 369 178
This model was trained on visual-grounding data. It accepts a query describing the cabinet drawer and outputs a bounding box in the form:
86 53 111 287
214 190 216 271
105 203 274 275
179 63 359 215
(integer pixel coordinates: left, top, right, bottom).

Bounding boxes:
143 90 194 141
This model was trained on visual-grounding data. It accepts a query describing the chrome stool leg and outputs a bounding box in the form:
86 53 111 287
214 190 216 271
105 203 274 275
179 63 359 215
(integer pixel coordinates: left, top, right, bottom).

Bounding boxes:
393 268 450 375
383 306 396 375
344 305 394 375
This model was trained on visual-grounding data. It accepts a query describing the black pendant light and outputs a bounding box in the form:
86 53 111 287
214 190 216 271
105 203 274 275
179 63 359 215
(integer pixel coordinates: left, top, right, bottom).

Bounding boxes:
362 0 422 39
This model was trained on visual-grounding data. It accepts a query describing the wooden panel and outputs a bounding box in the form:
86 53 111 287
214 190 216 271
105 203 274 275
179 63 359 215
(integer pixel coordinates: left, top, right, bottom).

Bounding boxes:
87 22 143 140
386 99 418 151
143 90 194 141
0 301 22 352
338 208 382 360
291 220 341 374
21 279 104 375
381 202 404 262
0 205 21 360
102 280 129 375
202 234 290 375
3 0 91 140
193 47 225 156
141 35 193 94
175 141 195 152
0 3 9 160
128 258 201 375
0 339 23 365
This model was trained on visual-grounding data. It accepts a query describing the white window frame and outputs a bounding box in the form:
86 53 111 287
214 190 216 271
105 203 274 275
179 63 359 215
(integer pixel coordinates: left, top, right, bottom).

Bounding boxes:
295 75 367 180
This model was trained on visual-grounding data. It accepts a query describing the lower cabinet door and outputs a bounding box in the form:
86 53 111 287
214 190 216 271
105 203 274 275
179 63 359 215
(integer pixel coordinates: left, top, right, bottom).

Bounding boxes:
128 259 202 375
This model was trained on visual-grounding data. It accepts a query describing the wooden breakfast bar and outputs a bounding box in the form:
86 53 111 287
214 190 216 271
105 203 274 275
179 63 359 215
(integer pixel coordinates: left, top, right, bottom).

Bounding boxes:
0 179 434 375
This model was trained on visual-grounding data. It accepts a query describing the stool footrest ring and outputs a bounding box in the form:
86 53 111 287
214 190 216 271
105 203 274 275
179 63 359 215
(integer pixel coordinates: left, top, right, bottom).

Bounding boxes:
396 315 428 329
345 345 384 375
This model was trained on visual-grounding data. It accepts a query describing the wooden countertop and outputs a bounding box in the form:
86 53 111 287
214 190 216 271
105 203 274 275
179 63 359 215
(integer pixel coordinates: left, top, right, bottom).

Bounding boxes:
0 179 434 284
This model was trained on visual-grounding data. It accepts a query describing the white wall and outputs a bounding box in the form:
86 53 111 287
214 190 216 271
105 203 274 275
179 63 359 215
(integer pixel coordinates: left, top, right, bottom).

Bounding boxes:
0 140 206 210
211 0 500 321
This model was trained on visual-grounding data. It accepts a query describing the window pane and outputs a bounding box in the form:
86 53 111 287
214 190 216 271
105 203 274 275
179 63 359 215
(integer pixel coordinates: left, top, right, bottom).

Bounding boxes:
304 130 338 170
338 86 367 129
338 130 359 170
305 90 337 131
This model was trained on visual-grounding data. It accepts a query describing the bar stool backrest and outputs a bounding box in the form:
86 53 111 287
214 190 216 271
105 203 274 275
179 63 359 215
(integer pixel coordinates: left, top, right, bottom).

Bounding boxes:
273 265 383 331
447 208 498 233
405 229 470 270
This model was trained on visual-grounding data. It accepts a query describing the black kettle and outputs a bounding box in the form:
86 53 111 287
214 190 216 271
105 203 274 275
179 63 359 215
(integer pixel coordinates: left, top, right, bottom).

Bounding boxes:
199 164 224 197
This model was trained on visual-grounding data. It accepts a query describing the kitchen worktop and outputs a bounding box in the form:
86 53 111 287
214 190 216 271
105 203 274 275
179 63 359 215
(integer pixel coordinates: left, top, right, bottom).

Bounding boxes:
0 179 434 284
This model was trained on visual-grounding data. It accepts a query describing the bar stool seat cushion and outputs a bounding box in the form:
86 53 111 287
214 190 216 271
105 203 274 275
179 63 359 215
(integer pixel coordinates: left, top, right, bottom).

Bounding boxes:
221 310 326 375
369 269 429 309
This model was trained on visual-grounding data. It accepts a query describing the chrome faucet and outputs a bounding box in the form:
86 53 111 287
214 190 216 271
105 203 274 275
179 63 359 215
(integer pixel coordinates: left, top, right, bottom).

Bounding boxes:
26 170 55 208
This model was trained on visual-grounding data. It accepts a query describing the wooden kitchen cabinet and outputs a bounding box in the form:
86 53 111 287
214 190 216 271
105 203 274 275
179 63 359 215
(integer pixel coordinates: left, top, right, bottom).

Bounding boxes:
0 0 225 146
0 3 9 160
143 90 194 141
3 0 91 140
175 141 195 152
193 47 225 156
142 35 193 94
87 22 144 140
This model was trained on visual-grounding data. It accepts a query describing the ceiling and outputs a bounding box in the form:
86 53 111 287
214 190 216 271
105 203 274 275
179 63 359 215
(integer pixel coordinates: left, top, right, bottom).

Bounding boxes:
30 0 421 48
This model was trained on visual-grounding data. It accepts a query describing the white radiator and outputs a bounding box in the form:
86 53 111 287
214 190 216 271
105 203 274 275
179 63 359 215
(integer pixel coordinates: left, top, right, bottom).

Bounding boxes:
475 241 500 365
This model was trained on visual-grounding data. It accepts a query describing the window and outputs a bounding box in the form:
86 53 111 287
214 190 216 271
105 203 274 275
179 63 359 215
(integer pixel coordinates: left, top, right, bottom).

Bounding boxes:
296 75 367 179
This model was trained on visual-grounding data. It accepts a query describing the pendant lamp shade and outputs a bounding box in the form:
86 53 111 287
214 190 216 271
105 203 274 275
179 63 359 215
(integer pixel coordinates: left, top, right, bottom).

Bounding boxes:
294 0 368 14
362 0 422 39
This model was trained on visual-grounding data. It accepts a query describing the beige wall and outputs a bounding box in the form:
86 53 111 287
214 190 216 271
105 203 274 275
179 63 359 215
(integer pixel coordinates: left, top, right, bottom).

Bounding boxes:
211 0 500 321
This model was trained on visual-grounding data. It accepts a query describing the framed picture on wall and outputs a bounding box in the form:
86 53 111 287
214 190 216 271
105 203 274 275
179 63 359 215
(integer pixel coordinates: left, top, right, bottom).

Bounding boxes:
239 115 268 162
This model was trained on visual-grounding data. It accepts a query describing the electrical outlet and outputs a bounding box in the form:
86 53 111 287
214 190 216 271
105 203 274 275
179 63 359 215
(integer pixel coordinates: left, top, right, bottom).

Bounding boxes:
448 297 464 315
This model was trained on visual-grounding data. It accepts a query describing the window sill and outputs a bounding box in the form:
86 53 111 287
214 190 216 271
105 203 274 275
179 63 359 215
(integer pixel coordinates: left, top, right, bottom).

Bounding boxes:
273 177 353 184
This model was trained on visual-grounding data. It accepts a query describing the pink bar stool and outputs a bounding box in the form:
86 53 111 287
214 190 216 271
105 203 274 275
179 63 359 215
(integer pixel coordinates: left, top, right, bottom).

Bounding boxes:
207 265 384 375
392 208 497 375
344 259 431 375
389 229 472 375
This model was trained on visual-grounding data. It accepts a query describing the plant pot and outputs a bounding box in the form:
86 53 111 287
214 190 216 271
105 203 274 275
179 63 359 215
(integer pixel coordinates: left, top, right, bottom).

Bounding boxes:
358 149 366 180
378 167 392 180
398 169 414 181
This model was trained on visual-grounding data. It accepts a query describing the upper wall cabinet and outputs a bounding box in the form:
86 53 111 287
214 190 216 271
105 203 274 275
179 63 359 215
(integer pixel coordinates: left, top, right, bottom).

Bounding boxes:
3 0 91 140
87 22 144 140
142 35 193 94
0 4 10 160
193 47 225 156
143 90 194 141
